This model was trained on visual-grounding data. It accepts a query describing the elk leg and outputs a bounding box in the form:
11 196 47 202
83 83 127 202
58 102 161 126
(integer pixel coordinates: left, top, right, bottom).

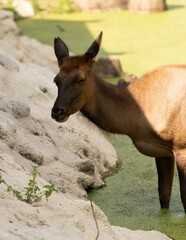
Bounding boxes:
155 157 175 209
175 153 186 213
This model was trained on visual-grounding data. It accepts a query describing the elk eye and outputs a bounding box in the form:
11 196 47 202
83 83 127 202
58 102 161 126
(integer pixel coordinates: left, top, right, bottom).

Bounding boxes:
77 79 85 86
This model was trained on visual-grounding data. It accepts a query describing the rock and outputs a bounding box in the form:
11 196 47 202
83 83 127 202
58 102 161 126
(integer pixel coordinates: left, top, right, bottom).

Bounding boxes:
74 0 128 11
0 53 19 70
77 160 95 176
0 8 13 19
0 152 118 240
0 10 19 39
0 115 16 139
117 74 137 86
0 9 172 240
0 50 118 197
6 99 30 118
19 145 44 164
13 0 35 17
113 226 171 240
18 36 58 72
128 0 167 14
94 57 123 77
0 10 57 73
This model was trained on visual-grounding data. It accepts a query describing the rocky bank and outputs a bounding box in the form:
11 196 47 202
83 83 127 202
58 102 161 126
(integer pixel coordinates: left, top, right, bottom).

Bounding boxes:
0 10 171 240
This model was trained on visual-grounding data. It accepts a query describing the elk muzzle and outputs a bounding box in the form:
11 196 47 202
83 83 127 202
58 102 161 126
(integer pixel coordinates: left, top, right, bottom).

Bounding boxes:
51 106 70 122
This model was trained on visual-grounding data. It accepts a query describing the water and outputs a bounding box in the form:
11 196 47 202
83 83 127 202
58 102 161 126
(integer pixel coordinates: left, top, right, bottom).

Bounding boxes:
88 135 186 240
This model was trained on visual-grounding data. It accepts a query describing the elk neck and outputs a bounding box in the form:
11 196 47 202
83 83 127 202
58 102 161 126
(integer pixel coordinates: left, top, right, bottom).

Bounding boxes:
81 73 142 136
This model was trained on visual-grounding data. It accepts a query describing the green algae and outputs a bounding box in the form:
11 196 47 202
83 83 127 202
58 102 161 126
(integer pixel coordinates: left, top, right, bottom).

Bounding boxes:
89 135 186 240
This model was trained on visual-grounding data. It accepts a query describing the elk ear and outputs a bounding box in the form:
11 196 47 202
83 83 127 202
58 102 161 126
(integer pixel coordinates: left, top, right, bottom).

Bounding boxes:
54 37 69 62
85 31 103 59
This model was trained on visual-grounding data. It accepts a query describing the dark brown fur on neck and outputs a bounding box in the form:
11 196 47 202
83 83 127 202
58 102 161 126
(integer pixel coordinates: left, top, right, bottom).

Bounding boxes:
52 32 186 213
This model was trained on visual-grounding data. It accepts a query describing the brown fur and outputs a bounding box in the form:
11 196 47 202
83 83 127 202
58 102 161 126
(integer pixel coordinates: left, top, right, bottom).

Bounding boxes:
52 32 186 212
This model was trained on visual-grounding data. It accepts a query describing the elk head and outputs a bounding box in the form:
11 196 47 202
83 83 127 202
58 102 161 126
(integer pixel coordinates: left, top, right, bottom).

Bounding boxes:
51 32 103 122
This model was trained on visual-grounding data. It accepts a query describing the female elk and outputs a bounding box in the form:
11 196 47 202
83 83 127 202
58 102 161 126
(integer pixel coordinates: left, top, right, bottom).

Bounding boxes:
52 32 186 212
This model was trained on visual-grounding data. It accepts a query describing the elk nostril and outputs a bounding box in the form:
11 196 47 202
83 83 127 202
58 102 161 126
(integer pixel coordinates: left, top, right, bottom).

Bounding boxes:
55 107 64 115
52 107 65 117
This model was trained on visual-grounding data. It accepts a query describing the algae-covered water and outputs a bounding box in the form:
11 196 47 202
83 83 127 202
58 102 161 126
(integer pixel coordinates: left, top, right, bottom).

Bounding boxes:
88 135 186 240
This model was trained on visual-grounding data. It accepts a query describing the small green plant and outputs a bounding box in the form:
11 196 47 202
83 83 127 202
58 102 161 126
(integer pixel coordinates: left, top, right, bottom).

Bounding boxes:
24 165 43 203
0 165 58 204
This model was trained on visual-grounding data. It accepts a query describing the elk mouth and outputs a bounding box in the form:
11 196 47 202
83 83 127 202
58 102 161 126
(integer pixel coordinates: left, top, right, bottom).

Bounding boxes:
55 115 70 123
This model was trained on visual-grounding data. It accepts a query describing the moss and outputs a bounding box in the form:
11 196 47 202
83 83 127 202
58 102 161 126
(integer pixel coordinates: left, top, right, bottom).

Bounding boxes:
89 135 186 240
17 0 186 77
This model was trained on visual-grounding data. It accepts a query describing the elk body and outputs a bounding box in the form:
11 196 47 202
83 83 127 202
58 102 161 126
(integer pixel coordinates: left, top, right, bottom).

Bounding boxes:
51 32 186 212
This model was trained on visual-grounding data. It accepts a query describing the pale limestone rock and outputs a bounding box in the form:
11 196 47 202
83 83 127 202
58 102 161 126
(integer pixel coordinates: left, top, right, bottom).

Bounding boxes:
0 153 118 240
0 10 19 38
0 9 172 240
13 0 35 17
0 52 118 197
113 226 171 240
0 53 19 70
0 10 57 73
